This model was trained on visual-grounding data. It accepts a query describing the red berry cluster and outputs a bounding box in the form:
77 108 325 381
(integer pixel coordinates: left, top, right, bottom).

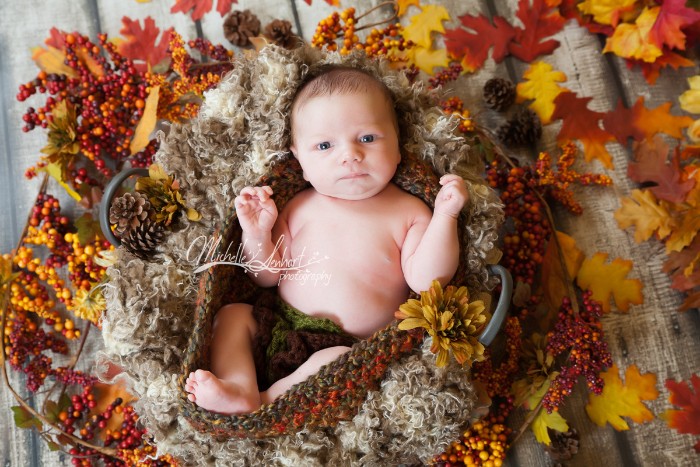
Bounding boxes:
26 193 72 268
486 162 550 286
472 317 523 401
542 291 612 412
428 63 463 89
18 32 153 179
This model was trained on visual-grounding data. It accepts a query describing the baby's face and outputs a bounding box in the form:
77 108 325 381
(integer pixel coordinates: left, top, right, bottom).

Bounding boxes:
290 87 401 201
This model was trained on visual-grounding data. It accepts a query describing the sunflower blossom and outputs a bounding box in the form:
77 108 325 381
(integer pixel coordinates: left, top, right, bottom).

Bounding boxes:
41 100 80 167
395 280 489 367
72 287 106 325
135 163 201 225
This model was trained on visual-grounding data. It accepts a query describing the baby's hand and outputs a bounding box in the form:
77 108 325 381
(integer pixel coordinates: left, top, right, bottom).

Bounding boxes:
434 174 469 218
235 186 278 237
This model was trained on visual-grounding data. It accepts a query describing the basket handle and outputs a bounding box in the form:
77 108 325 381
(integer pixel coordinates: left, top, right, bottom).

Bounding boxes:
478 265 512 346
99 168 150 247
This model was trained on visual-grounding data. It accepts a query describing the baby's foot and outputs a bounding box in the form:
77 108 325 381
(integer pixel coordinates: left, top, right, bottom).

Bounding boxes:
185 369 261 415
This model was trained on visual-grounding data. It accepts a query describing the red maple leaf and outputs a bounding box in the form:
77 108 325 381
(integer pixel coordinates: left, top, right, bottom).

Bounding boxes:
508 0 566 62
444 15 516 72
663 235 700 292
650 0 700 50
171 0 213 21
118 17 173 72
628 136 695 204
663 374 700 452
551 91 616 168
216 0 236 16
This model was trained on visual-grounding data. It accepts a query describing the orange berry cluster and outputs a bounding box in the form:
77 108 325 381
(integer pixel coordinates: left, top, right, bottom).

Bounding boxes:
534 142 612 215
312 10 413 59
434 418 510 467
441 97 475 133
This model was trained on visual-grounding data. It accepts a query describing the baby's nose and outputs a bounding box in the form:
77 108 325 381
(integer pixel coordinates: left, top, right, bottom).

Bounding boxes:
341 144 363 163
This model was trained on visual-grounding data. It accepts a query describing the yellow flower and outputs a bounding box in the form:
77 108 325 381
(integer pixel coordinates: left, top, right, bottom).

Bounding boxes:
395 280 489 367
135 163 201 226
41 100 80 168
72 286 106 325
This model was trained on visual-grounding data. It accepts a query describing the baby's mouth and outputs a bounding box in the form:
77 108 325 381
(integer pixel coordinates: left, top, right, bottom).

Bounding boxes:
341 172 368 180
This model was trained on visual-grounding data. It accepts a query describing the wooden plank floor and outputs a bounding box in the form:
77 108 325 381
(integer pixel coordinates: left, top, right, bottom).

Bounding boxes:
1 1 699 465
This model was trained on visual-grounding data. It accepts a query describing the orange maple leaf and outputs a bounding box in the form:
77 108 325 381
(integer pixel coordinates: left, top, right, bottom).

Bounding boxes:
662 374 700 452
603 7 664 63
91 381 136 439
614 189 673 243
551 92 616 168
396 0 420 17
603 97 693 144
576 252 644 313
626 51 695 85
117 17 173 73
665 186 700 253
663 235 700 293
586 364 658 430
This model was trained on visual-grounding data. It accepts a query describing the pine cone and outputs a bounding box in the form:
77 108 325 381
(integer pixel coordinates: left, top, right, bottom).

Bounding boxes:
544 428 579 463
121 218 165 259
264 19 298 49
484 77 516 111
497 108 542 147
224 10 261 47
108 192 151 237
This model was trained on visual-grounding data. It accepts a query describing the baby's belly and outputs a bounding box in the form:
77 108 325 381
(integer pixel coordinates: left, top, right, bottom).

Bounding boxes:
277 248 409 338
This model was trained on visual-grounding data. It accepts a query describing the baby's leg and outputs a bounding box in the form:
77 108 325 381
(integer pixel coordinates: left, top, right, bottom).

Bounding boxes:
184 303 261 414
261 346 351 404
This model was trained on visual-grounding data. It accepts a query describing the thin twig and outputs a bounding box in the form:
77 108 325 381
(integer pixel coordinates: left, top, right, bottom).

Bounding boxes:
510 397 544 446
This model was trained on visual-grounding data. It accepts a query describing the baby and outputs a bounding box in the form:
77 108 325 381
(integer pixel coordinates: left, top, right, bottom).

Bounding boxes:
185 65 469 414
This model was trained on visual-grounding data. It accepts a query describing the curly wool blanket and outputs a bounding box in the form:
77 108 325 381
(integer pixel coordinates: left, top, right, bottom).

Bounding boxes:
100 45 503 465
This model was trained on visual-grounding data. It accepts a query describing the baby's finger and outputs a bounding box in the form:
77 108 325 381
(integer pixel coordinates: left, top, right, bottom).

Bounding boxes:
261 186 273 196
439 174 462 185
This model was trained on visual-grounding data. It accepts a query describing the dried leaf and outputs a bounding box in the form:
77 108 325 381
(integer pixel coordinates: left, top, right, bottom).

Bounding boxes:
614 189 673 243
628 135 695 204
118 17 173 72
75 213 102 246
516 61 569 124
444 14 516 73
508 0 566 62
603 97 693 144
662 374 700 452
91 381 136 440
130 85 160 155
666 186 700 253
533 406 569 445
540 231 584 314
680 75 700 114
576 252 644 313
603 7 663 62
649 0 700 50
396 0 420 17
11 406 42 430
586 364 658 430
402 4 450 49
629 51 695 85
551 91 616 168
31 46 77 78
40 163 81 202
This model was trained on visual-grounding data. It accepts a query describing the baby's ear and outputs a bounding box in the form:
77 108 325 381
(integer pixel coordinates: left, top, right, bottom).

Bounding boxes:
289 145 297 159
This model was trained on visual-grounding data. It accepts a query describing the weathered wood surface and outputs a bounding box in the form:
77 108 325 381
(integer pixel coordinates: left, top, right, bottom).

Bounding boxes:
0 1 698 466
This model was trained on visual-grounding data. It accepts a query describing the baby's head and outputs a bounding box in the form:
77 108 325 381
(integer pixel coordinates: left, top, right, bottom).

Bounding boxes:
289 66 401 201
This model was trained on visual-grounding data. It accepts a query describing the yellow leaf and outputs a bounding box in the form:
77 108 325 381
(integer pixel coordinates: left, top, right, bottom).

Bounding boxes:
576 252 644 313
585 364 658 430
679 75 700 114
403 5 450 49
406 46 449 75
577 0 639 26
532 406 569 445
666 186 700 253
688 119 700 143
396 0 420 17
540 231 584 313
31 46 78 78
614 189 673 243
40 163 81 201
517 61 569 125
129 85 159 155
603 7 663 63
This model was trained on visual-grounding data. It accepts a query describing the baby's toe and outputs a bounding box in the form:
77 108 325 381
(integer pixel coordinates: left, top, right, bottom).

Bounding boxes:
187 393 196 402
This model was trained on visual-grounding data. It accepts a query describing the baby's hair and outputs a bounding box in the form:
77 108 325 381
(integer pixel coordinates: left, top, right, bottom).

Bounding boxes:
290 65 398 143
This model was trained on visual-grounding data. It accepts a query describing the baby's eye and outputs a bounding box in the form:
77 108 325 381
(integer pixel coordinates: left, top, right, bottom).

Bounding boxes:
317 142 331 150
360 135 375 143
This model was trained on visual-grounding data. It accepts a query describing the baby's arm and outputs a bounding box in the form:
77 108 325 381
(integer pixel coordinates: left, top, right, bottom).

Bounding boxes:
235 186 288 287
401 174 469 292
